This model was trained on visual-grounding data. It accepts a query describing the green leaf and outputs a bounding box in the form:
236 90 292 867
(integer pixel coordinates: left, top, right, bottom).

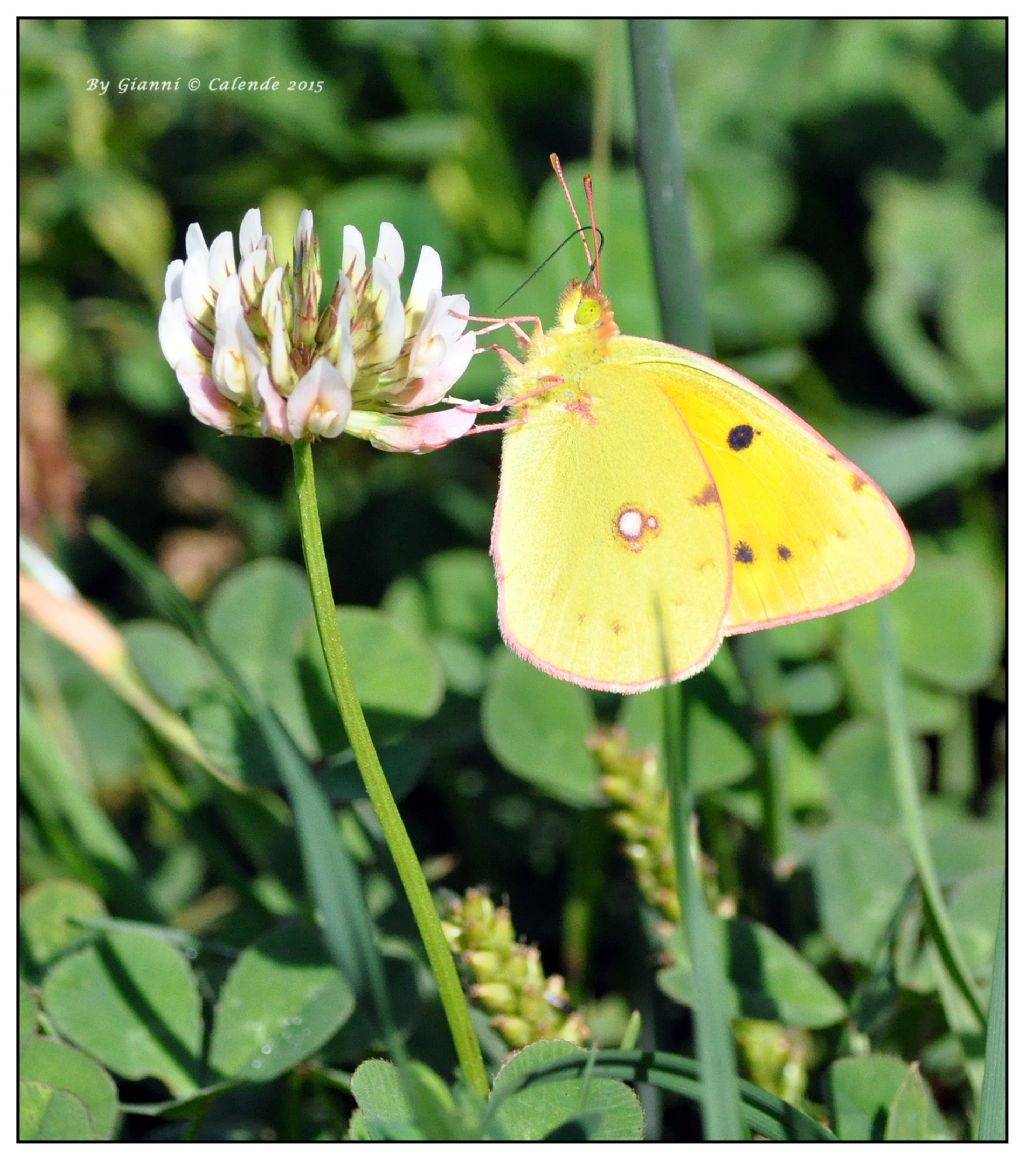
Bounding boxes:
122 620 215 710
481 650 600 806
19 978 38 1054
885 1064 952 1140
19 879 107 974
421 549 498 641
849 413 1004 509
321 734 430 804
878 599 988 1030
812 821 913 965
924 809 1006 887
765 616 835 661
780 660 842 716
822 719 922 826
431 633 487 698
41 930 203 1097
864 174 1003 410
205 558 318 752
658 918 847 1029
309 606 444 720
209 923 354 1083
829 1055 944 1141
708 248 833 347
299 605 445 755
490 1041 644 1141
899 867 1003 997
889 551 1003 693
939 234 1006 407
381 573 432 638
350 1058 456 1141
81 171 171 302
321 946 423 1060
19 1037 119 1140
19 1080 92 1142
187 685 279 788
838 603 965 733
841 627 961 734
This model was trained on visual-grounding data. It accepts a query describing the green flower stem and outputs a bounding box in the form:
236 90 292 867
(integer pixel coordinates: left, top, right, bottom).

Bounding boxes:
291 440 489 1099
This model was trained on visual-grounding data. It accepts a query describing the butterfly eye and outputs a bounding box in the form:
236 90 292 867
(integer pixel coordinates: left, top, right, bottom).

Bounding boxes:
574 296 603 327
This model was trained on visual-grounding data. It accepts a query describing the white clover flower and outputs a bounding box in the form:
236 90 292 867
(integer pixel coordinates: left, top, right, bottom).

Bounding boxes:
159 209 478 449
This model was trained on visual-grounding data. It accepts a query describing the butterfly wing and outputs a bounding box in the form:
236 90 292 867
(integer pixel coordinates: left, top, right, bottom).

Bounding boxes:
614 337 915 633
493 362 732 692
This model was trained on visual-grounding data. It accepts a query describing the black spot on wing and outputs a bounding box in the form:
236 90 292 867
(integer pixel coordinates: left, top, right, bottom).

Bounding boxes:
727 424 757 451
777 544 792 561
734 541 754 564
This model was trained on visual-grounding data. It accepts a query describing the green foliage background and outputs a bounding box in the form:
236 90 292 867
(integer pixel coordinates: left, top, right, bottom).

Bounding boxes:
19 17 1004 1142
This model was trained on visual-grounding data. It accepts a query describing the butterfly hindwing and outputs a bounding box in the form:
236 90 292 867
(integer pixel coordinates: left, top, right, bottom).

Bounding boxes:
493 361 731 692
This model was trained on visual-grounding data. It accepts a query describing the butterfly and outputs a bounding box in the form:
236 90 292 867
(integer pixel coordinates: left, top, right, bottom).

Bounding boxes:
484 156 914 693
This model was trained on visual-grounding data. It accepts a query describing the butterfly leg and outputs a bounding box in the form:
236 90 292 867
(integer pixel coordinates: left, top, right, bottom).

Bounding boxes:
462 417 526 437
472 342 526 375
447 375 563 414
460 312 544 348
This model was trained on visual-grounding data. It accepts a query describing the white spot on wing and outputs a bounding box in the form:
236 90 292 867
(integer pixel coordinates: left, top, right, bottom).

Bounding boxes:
617 508 643 541
614 504 662 553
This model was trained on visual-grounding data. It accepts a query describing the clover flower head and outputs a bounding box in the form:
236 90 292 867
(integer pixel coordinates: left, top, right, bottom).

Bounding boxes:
159 208 478 449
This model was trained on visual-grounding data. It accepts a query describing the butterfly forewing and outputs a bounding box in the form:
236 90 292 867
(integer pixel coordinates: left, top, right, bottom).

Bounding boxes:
615 338 914 633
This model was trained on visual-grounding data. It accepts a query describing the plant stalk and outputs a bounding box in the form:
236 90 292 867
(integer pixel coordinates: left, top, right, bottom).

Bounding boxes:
291 440 489 1098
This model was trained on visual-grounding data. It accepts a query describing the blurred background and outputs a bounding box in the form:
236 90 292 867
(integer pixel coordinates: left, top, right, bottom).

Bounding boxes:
19 17 1005 1139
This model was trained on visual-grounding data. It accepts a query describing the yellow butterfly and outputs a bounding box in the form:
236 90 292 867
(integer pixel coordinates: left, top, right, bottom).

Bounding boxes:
486 158 914 693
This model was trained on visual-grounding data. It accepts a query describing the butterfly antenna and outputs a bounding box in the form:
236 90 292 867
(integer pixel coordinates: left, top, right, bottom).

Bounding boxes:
583 173 601 291
550 152 594 273
491 227 604 312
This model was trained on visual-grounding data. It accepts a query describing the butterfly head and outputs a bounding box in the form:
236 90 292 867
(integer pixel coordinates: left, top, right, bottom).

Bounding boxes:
555 280 619 347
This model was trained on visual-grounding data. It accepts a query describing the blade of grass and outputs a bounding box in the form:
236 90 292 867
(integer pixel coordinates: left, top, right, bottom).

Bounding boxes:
729 632 791 869
974 873 1005 1140
627 19 790 873
90 517 397 1044
628 18 711 354
662 677 746 1139
630 18 745 1139
877 600 986 1029
19 691 163 921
